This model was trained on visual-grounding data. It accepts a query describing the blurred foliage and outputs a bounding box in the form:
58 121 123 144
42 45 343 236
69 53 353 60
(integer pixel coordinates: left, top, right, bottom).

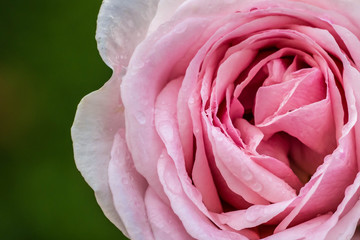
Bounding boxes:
0 0 127 239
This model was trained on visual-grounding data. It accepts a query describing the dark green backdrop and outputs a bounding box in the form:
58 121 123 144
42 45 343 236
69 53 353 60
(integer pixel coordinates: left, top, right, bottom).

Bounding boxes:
1 1 127 239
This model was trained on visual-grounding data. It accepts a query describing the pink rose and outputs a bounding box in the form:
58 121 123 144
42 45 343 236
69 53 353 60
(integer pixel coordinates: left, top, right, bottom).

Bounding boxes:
72 0 360 239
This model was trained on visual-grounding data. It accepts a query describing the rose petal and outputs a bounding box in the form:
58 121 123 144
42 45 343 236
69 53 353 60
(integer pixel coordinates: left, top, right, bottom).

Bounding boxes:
108 130 154 240
219 200 293 230
155 77 222 213
145 187 194 240
251 155 303 191
294 0 360 36
255 68 325 124
148 0 186 34
121 17 212 203
275 131 358 232
257 98 336 155
188 85 224 213
208 126 297 203
96 0 159 68
306 172 360 239
264 214 332 240
325 200 360 240
71 73 127 235
157 151 248 240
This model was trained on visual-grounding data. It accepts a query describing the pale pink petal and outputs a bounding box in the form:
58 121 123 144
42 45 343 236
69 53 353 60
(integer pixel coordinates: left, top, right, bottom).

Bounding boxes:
233 118 264 151
71 74 127 234
326 202 360 240
121 17 212 202
275 132 358 232
108 130 154 240
219 200 293 230
188 85 223 213
145 187 194 240
157 152 248 240
255 68 325 124
251 155 303 191
333 24 360 68
96 0 159 68
256 133 290 167
209 126 297 203
292 0 360 36
305 172 360 239
213 49 257 104
217 87 244 147
203 130 253 209
264 214 332 240
333 25 360 173
148 0 186 34
203 119 269 206
257 98 336 155
289 24 348 141
262 58 288 86
155 77 222 213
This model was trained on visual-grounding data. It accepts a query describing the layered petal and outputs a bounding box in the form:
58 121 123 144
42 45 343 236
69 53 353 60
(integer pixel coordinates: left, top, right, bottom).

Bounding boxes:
108 130 154 240
71 73 127 235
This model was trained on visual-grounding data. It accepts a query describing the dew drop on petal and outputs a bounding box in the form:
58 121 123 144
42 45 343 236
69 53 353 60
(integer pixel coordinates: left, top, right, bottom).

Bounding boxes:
165 170 182 195
251 182 263 192
245 205 262 222
133 61 145 70
174 24 187 34
135 111 146 124
159 123 174 142
241 167 253 181
188 97 195 105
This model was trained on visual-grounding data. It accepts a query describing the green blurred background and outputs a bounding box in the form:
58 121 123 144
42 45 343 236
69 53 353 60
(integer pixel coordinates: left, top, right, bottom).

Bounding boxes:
0 1 127 239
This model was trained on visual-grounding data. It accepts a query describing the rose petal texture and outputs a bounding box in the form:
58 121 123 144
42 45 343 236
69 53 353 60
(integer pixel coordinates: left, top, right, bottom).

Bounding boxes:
72 0 360 239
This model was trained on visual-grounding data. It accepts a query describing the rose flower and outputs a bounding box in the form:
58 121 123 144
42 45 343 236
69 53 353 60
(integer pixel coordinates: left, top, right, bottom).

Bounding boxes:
72 0 360 239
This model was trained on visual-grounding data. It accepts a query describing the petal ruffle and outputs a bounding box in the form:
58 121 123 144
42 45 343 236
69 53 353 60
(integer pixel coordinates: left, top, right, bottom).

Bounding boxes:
71 73 127 235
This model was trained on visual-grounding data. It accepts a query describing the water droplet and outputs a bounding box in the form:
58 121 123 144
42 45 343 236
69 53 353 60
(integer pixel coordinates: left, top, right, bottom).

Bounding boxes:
188 97 195 105
165 170 182 195
212 128 219 137
121 177 129 185
338 147 344 154
133 61 145 70
241 167 253 181
245 205 262 222
159 123 174 142
116 55 126 61
135 111 146 124
174 24 187 34
251 182 263 192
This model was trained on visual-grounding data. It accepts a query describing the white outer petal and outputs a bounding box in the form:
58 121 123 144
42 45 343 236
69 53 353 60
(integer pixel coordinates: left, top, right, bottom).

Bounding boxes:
96 0 159 68
71 73 128 235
